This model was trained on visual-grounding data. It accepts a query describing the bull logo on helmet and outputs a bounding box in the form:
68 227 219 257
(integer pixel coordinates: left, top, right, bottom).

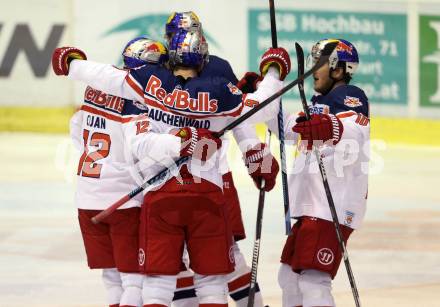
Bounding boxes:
336 41 353 55
146 43 160 53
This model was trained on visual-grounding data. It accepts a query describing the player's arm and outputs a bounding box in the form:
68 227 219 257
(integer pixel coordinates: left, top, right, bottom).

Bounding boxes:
266 111 301 143
335 111 370 149
69 60 142 102
123 115 222 165
232 124 260 154
52 47 143 101
69 110 84 151
239 48 290 125
122 115 181 164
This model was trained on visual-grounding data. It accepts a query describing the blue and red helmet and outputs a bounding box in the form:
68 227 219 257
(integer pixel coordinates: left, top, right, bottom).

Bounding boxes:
310 38 359 77
122 36 168 69
165 11 202 37
168 28 208 68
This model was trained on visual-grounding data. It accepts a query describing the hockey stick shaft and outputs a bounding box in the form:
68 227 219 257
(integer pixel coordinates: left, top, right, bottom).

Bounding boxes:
246 186 265 307
247 130 271 307
216 41 337 136
269 0 292 235
295 42 361 307
91 42 338 224
269 0 278 48
91 156 189 224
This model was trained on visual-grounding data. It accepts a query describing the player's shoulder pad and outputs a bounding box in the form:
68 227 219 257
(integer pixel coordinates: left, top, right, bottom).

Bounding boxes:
129 63 172 83
193 75 242 114
201 54 238 84
312 84 369 117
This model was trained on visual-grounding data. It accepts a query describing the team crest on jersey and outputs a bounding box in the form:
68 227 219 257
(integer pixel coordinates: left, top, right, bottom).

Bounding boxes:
309 104 330 115
227 82 242 95
344 96 362 108
145 75 218 114
344 210 355 227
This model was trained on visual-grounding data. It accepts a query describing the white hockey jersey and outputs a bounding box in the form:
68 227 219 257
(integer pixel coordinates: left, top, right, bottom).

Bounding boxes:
70 86 149 210
268 84 370 229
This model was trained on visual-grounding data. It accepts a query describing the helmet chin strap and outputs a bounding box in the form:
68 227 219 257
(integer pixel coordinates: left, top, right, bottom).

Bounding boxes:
321 67 344 95
319 69 336 96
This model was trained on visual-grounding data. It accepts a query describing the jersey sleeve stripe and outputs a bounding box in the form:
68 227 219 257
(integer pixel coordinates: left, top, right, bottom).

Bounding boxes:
336 110 357 119
125 74 145 98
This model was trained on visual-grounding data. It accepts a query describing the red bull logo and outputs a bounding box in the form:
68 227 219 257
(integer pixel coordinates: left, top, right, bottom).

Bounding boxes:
145 75 218 113
146 43 160 52
336 41 353 55
84 86 125 113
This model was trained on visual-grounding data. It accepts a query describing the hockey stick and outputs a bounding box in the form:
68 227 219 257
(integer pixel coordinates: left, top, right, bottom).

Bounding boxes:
295 42 361 307
91 41 338 224
246 132 271 307
268 0 292 235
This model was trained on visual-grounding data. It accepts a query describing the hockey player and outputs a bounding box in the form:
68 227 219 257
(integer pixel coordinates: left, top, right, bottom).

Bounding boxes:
164 11 267 307
69 37 168 307
269 39 370 307
52 27 290 306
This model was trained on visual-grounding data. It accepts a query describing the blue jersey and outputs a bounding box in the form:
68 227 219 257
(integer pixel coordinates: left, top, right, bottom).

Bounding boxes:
127 64 243 119
200 55 238 84
310 84 369 118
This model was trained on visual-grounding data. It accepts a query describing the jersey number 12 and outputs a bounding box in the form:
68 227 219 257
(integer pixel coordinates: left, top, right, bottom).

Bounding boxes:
77 129 111 178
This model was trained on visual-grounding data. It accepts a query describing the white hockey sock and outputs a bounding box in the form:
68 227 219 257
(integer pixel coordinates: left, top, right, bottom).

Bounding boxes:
120 272 143 307
102 268 123 306
143 275 177 306
194 274 228 305
278 264 302 307
298 270 335 307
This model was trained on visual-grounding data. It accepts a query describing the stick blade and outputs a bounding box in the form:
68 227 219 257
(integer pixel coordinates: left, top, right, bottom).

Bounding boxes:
295 42 305 76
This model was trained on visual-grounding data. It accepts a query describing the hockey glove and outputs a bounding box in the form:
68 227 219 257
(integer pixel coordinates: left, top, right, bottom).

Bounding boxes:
259 47 291 81
52 47 87 76
174 127 222 161
293 114 344 150
236 72 262 94
244 143 279 192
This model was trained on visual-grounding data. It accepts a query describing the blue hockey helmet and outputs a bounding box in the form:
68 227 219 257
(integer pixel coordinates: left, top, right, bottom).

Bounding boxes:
165 11 202 37
309 38 359 77
122 36 168 69
168 28 209 68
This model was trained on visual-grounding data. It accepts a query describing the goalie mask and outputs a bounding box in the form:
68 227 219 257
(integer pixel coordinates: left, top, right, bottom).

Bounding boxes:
122 36 168 69
308 38 359 79
167 28 209 68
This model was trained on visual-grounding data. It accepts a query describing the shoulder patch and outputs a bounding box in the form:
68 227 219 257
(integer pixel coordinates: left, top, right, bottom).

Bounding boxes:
309 104 330 115
227 82 242 95
344 96 363 108
132 100 149 110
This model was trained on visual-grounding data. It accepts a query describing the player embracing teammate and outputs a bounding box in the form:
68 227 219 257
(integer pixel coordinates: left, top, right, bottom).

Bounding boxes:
54 10 289 307
52 9 368 307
